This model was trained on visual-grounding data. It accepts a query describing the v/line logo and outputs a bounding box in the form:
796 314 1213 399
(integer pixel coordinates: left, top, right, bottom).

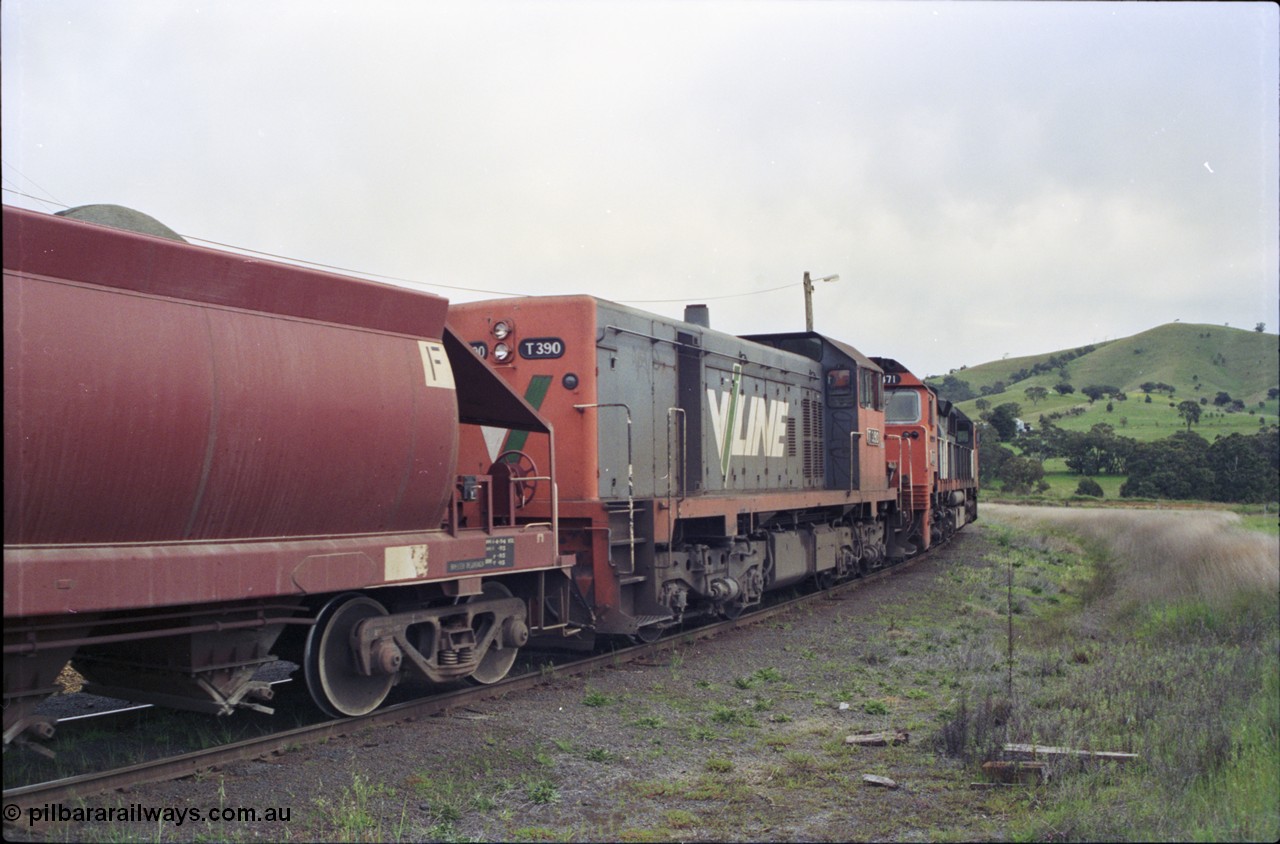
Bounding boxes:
707 365 789 476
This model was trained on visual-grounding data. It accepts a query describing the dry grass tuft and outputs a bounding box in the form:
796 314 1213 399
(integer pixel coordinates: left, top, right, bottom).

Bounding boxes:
985 504 1279 607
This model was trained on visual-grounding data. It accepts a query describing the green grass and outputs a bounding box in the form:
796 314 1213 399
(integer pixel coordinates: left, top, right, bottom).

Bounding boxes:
1238 511 1280 536
935 322 1277 402
935 323 1279 451
973 506 1280 842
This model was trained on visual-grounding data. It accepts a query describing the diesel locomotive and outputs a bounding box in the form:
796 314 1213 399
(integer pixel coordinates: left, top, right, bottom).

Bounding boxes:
2 205 976 745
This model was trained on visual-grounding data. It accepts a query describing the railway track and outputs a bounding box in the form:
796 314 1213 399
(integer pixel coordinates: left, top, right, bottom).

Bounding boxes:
2 551 925 811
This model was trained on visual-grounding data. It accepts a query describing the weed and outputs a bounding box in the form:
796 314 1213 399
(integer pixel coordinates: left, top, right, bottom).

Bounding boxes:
709 704 757 726
312 772 393 840
524 776 560 805
584 747 618 763
582 689 612 707
664 809 698 829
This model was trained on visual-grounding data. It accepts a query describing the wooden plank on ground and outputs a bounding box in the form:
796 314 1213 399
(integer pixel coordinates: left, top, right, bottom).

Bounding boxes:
1002 743 1138 763
845 730 909 746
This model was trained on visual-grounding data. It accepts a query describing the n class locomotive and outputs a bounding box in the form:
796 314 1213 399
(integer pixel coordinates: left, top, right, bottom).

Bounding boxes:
2 205 977 746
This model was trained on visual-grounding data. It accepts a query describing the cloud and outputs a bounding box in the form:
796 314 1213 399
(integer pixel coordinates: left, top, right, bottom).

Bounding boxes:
3 0 1275 378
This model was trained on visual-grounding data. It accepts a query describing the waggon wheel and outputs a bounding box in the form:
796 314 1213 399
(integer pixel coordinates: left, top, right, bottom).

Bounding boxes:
466 582 521 685
304 594 395 718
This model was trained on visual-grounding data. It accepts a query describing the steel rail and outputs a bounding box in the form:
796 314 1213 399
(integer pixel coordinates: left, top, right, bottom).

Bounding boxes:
3 548 932 810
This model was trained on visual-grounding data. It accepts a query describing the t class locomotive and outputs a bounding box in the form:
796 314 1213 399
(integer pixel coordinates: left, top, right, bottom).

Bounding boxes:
448 296 979 643
2 205 976 747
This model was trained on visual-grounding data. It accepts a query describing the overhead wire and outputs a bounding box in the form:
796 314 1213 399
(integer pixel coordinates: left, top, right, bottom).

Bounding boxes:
0 186 801 306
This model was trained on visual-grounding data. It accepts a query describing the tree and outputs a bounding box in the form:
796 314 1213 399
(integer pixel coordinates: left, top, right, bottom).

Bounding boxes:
1054 382 1075 396
1081 384 1119 404
974 398 991 413
1075 477 1104 498
1208 430 1279 503
935 375 975 403
1058 423 1134 476
1176 400 1202 431
988 403 1022 442
1121 431 1213 500
976 423 1012 486
1024 385 1049 406
1256 322 1266 333
998 455 1046 495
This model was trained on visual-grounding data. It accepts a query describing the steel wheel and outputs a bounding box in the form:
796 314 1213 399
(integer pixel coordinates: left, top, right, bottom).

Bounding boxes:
303 594 395 718
467 582 520 685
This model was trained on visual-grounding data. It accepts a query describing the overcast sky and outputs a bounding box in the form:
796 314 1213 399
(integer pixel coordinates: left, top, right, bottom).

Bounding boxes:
4 0 1276 377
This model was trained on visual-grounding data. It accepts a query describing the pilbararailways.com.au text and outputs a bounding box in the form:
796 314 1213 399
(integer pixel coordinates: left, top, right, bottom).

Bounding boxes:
8 802 292 828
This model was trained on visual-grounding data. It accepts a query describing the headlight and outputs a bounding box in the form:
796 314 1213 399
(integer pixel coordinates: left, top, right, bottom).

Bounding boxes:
493 342 512 362
492 320 512 340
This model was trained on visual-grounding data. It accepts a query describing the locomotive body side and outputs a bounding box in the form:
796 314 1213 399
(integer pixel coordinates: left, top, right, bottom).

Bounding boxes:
451 297 901 639
3 207 571 741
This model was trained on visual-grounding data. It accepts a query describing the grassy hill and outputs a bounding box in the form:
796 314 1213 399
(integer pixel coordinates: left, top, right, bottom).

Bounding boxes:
930 323 1279 446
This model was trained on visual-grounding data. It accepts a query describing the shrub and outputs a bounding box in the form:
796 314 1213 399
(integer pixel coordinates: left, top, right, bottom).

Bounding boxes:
1075 478 1104 498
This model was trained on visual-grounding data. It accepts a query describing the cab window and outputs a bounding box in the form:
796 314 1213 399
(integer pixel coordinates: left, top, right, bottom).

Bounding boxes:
860 368 882 410
827 368 853 409
885 389 920 423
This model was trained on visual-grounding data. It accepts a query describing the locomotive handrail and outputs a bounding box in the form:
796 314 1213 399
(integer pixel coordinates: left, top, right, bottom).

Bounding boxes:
573 402 635 575
884 433 906 503
666 407 687 550
848 430 862 493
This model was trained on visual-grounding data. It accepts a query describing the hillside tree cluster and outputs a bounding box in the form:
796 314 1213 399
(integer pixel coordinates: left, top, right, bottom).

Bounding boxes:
979 419 1279 503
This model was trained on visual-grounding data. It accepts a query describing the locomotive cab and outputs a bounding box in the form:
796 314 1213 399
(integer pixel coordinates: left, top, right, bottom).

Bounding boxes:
873 357 979 555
